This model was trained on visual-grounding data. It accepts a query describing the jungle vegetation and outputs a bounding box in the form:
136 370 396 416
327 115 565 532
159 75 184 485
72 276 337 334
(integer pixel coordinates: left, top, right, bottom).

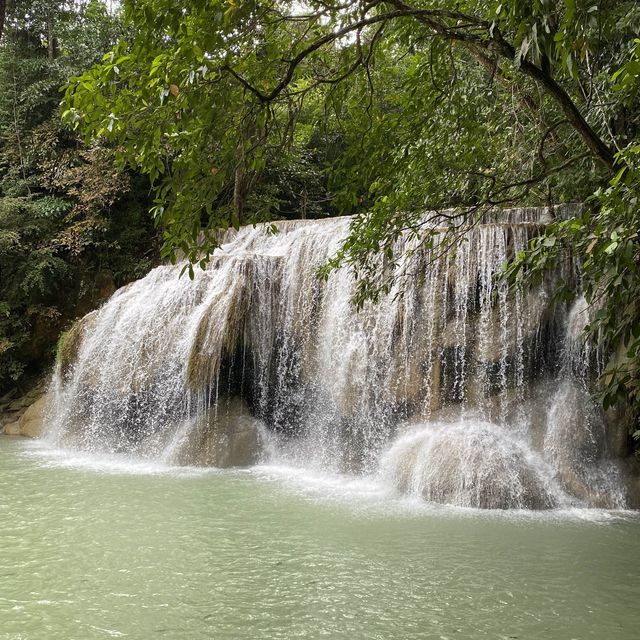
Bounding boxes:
0 1 158 394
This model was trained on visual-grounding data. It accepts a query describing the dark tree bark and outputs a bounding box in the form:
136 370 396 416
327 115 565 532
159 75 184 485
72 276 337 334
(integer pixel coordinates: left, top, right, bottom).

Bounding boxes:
0 0 6 43
47 11 57 58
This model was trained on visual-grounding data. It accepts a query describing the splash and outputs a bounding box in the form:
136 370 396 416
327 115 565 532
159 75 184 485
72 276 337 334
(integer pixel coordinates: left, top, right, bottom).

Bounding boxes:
379 421 569 510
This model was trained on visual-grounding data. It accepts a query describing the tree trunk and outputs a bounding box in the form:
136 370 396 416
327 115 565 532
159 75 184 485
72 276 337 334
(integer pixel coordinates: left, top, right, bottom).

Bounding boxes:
232 116 261 226
0 0 6 42
233 165 246 226
47 11 57 59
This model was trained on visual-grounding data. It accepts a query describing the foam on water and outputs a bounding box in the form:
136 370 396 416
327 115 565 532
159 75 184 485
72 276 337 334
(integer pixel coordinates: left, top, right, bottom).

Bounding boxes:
14 438 637 524
21 439 217 477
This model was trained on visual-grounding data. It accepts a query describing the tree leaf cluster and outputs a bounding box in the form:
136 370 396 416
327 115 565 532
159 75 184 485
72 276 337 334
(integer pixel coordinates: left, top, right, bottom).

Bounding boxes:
0 1 159 393
61 0 639 426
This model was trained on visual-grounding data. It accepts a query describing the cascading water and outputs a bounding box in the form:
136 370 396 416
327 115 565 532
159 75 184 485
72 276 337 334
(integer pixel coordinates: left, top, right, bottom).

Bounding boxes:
542 295 628 508
45 206 632 509
379 422 566 509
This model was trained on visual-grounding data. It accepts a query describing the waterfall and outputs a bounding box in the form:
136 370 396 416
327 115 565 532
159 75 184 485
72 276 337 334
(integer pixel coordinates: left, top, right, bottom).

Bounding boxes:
45 207 631 509
541 295 628 508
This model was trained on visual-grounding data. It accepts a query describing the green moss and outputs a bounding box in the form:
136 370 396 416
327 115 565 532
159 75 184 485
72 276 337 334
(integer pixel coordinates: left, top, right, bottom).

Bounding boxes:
55 331 69 367
55 317 89 380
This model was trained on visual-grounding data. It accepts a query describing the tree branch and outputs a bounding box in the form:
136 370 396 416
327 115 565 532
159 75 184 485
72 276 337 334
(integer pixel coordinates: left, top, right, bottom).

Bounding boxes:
385 0 615 168
222 0 615 171
490 32 615 168
223 9 417 102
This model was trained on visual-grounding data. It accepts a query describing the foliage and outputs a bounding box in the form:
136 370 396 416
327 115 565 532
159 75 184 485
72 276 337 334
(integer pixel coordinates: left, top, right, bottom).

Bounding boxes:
506 150 640 421
62 1 639 420
0 1 159 393
505 38 640 422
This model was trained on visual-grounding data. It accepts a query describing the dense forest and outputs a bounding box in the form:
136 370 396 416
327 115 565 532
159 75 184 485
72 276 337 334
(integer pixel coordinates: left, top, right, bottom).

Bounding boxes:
1 1 639 425
0 1 159 394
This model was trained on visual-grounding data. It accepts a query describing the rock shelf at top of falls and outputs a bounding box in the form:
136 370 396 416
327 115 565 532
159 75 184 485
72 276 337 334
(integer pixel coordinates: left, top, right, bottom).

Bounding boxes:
39 207 636 510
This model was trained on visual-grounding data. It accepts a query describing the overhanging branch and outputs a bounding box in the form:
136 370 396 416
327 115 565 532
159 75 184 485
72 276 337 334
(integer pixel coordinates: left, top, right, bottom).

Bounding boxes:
221 0 615 171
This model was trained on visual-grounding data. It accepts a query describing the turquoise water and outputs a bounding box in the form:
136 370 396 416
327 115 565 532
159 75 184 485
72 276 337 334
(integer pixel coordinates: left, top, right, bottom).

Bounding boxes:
1 437 639 640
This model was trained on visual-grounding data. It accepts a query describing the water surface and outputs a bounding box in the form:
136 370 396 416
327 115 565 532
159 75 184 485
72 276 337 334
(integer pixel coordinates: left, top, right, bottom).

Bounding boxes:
1 438 639 639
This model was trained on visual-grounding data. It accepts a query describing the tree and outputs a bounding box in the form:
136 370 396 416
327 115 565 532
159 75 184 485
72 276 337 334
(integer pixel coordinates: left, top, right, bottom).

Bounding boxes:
506 38 640 416
63 1 639 416
0 1 159 393
0 0 6 42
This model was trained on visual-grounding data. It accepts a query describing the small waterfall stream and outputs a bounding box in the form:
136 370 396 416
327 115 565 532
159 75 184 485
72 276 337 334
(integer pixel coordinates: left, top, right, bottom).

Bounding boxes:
45 207 631 509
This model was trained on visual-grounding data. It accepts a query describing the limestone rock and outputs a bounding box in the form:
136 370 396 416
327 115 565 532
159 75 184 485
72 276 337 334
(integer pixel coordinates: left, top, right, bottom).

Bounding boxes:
543 381 629 508
170 397 263 467
623 458 640 509
0 410 20 428
0 388 18 404
8 398 26 411
18 392 53 439
3 420 21 435
381 422 560 509
604 401 635 458
57 312 98 381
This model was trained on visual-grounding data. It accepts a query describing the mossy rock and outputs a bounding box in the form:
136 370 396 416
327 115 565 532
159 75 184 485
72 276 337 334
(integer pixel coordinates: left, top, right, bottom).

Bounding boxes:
170 397 263 467
56 312 97 381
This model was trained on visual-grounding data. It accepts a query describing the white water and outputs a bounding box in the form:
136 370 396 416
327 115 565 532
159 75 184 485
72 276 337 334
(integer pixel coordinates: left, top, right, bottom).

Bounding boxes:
44 208 631 509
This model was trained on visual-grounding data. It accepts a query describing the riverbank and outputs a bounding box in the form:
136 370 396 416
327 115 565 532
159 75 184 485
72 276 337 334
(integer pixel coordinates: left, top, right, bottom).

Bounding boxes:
0 381 49 438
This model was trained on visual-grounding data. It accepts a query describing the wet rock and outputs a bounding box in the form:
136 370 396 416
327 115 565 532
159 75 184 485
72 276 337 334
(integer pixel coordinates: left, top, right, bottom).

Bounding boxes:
544 381 606 466
388 351 426 412
170 397 263 467
604 401 635 458
18 392 53 438
3 420 21 435
0 381 47 436
8 398 26 411
185 276 249 393
0 412 18 429
57 312 98 382
623 458 640 509
472 290 551 364
543 381 628 508
438 345 470 403
0 388 18 404
440 317 472 352
381 422 560 509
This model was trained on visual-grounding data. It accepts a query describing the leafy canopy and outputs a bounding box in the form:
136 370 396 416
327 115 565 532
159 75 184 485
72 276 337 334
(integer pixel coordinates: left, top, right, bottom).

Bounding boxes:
63 1 639 417
62 1 630 254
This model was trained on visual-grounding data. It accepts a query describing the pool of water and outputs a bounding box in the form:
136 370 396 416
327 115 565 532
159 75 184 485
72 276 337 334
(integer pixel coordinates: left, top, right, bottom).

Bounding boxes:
1 437 640 639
